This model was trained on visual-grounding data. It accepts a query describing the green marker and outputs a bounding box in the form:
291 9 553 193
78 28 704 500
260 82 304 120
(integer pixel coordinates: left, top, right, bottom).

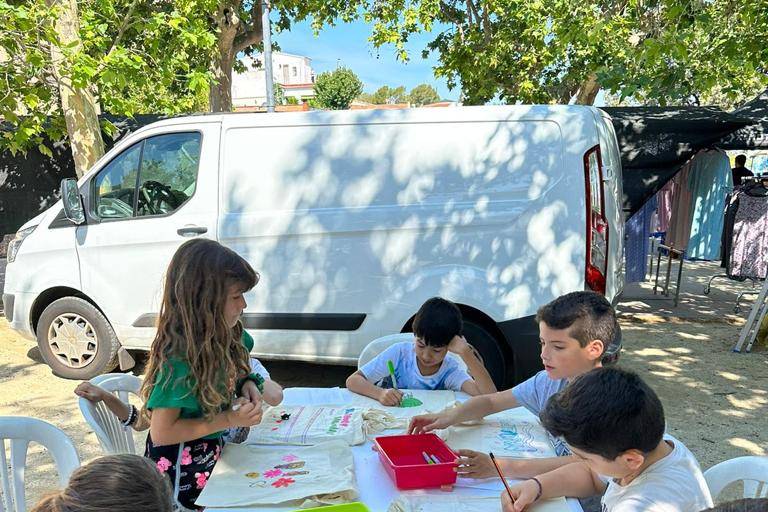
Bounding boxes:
387 360 399 390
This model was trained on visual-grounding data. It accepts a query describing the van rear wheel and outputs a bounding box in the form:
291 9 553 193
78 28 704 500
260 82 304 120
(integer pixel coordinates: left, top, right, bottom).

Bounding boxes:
36 297 120 379
462 320 508 390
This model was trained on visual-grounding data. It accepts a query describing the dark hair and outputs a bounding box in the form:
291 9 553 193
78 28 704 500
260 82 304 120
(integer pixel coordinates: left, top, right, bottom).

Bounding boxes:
735 154 747 166
541 367 665 460
412 297 462 347
31 454 173 512
536 291 620 359
703 499 768 512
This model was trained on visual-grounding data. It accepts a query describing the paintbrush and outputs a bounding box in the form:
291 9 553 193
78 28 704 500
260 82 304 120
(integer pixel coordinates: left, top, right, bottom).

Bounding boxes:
490 452 515 505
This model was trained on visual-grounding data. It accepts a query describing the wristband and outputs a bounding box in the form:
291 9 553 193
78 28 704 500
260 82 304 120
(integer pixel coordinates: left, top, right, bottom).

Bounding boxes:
529 477 543 501
245 372 265 394
121 405 138 428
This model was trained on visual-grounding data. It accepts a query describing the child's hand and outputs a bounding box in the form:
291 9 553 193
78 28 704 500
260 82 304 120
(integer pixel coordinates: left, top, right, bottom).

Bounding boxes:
456 449 495 479
240 380 263 409
501 479 540 512
74 382 108 403
378 388 403 406
408 413 451 434
228 398 263 427
447 335 472 356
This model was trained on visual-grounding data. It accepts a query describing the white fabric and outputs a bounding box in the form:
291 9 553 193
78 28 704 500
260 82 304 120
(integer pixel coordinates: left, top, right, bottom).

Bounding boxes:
359 341 471 392
250 357 271 380
601 435 713 512
245 405 367 446
212 388 581 512
195 440 357 507
349 389 457 427
445 407 556 459
389 494 569 512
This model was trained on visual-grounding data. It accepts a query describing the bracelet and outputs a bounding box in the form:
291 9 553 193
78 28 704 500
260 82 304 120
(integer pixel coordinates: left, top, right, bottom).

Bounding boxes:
121 405 137 427
245 372 265 394
529 477 543 501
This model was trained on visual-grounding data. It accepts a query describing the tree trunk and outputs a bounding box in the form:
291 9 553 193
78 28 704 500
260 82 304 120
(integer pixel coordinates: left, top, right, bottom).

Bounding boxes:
210 46 235 112
574 72 601 105
47 0 105 178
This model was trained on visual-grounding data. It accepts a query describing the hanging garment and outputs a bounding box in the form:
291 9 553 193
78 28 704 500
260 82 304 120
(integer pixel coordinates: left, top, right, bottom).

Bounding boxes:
729 193 768 279
195 440 357 508
665 160 695 250
655 178 677 233
686 150 733 260
624 196 657 283
720 192 740 270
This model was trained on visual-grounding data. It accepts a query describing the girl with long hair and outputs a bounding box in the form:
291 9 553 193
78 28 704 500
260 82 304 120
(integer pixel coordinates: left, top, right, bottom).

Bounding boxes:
140 238 265 510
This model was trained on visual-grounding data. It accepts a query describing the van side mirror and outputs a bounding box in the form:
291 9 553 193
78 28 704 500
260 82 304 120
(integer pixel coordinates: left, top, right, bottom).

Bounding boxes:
60 178 85 225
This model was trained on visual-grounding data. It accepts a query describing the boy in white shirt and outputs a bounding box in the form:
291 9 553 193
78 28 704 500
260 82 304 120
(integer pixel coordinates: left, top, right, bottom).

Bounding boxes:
346 297 497 405
502 367 713 512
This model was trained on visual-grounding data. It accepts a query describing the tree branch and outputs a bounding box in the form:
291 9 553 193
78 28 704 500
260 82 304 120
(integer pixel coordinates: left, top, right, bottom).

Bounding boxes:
234 0 264 54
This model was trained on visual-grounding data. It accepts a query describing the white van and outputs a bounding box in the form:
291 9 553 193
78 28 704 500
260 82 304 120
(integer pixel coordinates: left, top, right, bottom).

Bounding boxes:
3 105 624 387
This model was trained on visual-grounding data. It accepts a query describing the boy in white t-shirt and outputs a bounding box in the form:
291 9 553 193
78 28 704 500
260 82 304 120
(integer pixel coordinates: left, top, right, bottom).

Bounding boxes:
346 297 497 405
501 367 713 512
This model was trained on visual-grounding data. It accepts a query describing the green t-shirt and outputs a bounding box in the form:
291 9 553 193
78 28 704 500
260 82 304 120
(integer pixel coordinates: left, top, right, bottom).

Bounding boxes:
146 331 255 439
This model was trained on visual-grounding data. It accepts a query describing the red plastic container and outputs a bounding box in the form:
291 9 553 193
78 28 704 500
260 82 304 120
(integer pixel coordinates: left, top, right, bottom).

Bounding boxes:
373 433 458 490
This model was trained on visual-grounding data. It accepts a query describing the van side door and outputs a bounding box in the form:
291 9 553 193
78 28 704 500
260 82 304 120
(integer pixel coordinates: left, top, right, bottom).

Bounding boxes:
74 121 220 348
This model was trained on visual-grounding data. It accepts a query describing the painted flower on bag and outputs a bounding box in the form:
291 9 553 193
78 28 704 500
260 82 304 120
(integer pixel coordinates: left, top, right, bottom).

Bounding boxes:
282 454 299 462
194 471 210 489
271 477 295 488
180 447 192 465
156 457 171 472
264 468 282 478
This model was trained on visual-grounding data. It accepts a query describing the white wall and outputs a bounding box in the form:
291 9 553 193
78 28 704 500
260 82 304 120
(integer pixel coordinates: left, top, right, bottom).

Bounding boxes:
233 52 315 106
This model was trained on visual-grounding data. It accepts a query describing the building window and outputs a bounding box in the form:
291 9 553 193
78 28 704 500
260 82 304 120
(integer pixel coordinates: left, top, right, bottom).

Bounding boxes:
292 66 297 77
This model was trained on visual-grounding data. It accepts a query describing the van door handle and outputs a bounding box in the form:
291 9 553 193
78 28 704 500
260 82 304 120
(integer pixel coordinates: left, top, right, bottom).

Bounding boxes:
177 225 208 236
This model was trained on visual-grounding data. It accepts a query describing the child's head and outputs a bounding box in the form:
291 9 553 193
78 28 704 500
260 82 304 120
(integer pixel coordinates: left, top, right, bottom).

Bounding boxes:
541 366 665 479
535 291 620 380
411 297 462 369
31 454 172 512
142 238 259 419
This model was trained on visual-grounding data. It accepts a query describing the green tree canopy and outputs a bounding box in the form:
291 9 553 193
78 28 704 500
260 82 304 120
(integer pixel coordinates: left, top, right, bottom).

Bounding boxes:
409 84 440 106
313 67 363 109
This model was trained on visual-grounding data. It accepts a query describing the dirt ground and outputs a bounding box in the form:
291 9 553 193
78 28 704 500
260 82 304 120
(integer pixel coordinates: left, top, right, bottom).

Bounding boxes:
1 261 766 507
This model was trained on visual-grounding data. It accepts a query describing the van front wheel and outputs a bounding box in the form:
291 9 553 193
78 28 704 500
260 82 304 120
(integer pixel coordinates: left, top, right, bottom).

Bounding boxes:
36 297 120 379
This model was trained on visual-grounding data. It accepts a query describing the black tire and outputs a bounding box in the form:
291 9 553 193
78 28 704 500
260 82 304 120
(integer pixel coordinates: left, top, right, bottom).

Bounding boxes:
36 297 120 379
462 320 508 390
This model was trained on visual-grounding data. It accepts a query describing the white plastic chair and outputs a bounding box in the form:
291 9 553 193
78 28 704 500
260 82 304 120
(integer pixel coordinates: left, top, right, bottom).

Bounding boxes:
78 373 143 455
0 416 80 512
704 456 768 500
357 333 414 368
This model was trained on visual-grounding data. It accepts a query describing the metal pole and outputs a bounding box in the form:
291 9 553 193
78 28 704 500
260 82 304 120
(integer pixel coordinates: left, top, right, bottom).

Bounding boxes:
262 0 275 112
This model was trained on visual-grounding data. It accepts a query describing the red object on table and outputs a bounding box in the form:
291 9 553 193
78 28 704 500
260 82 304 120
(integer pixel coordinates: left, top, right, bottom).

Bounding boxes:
373 433 458 490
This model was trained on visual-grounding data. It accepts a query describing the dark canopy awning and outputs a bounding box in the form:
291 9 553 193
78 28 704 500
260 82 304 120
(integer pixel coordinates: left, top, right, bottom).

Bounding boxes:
718 89 768 150
602 106 753 215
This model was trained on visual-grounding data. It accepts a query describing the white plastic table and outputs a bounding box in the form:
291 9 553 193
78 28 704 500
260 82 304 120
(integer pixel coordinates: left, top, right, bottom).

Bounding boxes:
209 388 583 512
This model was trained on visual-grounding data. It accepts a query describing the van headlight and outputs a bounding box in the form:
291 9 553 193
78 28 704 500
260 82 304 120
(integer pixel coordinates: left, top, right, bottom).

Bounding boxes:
7 226 37 263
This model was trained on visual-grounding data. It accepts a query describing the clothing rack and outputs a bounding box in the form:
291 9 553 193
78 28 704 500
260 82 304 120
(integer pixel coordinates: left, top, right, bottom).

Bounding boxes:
734 277 768 353
704 183 768 312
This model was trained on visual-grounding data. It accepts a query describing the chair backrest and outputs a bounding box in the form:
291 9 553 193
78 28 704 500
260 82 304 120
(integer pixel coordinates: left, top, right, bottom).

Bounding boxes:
358 333 414 369
0 416 80 512
704 456 768 500
78 374 143 455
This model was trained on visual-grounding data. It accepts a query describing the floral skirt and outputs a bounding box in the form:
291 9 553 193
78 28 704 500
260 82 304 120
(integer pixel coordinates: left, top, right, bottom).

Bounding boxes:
146 433 224 510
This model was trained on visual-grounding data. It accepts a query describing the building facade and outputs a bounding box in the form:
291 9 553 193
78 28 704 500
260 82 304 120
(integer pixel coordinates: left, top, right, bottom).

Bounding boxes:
232 52 315 108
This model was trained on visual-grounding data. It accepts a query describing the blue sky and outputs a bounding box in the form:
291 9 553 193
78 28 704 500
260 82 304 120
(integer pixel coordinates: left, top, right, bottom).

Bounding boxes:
274 20 460 101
